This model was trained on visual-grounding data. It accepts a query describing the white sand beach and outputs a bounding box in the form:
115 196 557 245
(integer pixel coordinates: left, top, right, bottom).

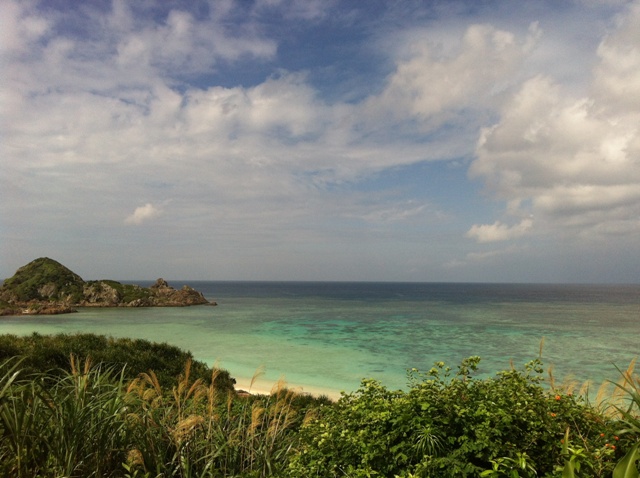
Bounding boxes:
233 375 343 400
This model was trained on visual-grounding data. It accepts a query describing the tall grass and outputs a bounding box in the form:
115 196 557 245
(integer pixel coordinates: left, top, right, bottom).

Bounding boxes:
0 356 315 477
0 355 131 477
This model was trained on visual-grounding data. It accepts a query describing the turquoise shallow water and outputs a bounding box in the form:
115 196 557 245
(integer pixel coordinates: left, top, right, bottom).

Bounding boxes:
1 282 638 396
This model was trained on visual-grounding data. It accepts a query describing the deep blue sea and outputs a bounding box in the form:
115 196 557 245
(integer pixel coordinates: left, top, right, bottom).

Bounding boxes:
1 282 638 397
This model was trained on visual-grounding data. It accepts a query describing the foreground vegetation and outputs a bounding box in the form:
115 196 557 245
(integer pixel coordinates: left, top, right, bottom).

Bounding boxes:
0 333 638 477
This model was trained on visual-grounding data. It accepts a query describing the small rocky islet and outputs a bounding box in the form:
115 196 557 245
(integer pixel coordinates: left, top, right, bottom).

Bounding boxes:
0 257 215 316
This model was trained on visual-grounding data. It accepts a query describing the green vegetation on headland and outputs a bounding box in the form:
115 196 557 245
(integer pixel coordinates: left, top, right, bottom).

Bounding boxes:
0 333 638 477
0 257 213 316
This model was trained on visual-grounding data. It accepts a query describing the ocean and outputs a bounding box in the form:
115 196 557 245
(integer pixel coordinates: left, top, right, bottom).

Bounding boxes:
1 282 638 397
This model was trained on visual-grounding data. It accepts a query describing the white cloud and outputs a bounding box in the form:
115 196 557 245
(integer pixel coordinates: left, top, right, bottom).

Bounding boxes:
466 218 533 243
468 1 640 242
1 4 542 218
0 0 49 57
443 245 525 271
253 0 332 20
355 201 429 223
2 0 639 281
109 7 276 76
593 1 640 108
181 72 325 140
4 0 276 96
360 23 539 129
125 203 163 225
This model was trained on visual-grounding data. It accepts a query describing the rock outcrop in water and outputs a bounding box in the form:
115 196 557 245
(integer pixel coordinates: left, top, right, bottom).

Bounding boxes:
0 257 214 316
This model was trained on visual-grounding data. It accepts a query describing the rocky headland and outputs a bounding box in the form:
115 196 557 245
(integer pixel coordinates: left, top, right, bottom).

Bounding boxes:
0 257 215 316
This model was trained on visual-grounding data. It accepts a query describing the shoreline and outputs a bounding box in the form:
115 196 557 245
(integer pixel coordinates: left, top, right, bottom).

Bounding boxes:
232 375 343 401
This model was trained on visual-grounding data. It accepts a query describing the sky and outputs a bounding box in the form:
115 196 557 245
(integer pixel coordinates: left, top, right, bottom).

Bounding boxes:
1 0 639 283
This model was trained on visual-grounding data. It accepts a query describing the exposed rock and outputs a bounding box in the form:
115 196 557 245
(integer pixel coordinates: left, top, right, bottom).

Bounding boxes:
0 306 22 316
20 301 77 315
37 282 58 299
144 279 210 307
151 278 170 289
127 298 152 307
82 281 122 306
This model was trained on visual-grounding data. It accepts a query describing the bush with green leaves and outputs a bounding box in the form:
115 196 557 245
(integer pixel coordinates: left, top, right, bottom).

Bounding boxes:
0 333 236 392
289 357 628 477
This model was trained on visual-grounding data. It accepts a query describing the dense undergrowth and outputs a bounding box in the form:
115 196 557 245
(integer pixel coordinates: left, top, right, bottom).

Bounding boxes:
0 333 236 391
0 333 638 477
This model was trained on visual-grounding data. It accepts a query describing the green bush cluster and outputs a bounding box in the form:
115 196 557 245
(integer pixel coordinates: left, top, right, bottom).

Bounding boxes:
290 357 639 477
0 333 236 392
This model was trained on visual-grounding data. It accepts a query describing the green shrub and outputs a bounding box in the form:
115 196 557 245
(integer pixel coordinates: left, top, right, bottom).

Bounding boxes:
0 333 236 392
289 357 623 477
610 362 640 478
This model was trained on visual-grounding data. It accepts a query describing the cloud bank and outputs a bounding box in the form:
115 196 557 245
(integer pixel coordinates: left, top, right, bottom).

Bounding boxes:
1 0 639 282
468 2 640 245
